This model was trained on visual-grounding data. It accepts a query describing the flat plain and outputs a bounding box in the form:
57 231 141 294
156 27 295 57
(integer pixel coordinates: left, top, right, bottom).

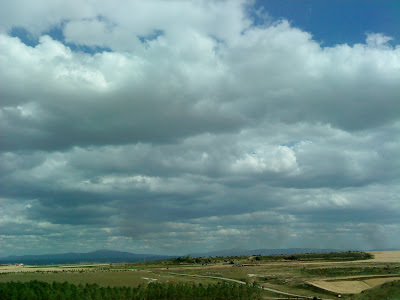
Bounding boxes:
1 251 399 299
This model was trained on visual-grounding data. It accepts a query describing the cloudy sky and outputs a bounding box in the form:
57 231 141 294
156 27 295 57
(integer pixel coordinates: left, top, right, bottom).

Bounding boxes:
1 0 400 256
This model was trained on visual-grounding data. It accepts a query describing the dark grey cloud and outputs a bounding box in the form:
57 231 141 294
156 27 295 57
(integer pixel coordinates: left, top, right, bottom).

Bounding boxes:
1 1 400 256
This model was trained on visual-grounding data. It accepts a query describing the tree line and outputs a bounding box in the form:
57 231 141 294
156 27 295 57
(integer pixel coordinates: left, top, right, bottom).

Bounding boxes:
0 280 261 300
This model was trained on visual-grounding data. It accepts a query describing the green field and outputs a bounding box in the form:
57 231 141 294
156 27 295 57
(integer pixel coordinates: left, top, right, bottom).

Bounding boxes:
0 269 215 287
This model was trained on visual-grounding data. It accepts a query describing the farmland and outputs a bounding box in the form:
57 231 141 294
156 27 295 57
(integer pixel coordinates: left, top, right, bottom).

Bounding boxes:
0 250 399 299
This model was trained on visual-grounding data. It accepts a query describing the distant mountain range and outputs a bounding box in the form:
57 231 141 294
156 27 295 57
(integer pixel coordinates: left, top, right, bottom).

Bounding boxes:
0 249 174 265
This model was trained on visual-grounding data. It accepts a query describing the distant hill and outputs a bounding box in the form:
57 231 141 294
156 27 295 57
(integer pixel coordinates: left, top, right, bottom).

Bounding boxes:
2 247 390 265
0 249 174 265
188 248 349 257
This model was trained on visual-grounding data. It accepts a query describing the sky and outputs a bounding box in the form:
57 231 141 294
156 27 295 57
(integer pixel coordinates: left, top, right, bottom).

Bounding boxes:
1 0 400 256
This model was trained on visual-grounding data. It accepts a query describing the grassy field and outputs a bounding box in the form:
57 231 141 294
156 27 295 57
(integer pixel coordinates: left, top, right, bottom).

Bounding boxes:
1 251 399 299
0 269 216 287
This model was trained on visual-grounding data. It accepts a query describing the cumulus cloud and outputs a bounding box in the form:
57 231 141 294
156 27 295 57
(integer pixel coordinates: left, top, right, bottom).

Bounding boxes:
1 0 400 255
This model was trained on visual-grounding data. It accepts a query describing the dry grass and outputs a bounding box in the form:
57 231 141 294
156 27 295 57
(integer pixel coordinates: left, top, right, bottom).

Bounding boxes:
365 251 400 263
308 276 400 294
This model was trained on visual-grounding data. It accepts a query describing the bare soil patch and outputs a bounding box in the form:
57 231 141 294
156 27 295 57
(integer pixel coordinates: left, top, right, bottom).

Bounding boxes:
309 279 371 294
308 276 400 294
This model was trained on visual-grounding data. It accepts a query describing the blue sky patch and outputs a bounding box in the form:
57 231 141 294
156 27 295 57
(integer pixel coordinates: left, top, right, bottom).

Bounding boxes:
9 26 39 47
10 23 112 54
138 29 164 43
251 0 400 46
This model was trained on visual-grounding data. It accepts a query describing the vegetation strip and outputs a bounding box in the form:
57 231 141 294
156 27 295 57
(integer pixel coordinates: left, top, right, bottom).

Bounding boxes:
168 272 333 300
0 280 261 300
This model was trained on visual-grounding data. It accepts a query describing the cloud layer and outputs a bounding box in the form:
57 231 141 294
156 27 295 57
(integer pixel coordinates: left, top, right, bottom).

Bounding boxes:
1 0 400 255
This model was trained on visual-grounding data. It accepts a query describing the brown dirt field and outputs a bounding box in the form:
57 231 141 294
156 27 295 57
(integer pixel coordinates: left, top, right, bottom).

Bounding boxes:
309 279 371 294
308 276 400 294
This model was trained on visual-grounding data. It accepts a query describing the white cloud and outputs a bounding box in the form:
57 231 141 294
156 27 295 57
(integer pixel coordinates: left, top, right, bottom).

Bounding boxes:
232 146 299 174
366 33 393 48
64 19 141 51
1 0 400 255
